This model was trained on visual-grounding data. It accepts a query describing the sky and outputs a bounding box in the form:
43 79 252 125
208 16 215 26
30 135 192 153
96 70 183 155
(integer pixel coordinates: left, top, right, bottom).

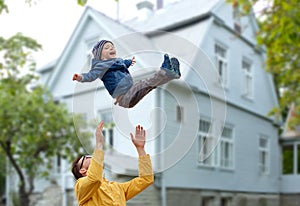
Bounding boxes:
0 0 144 68
0 0 266 68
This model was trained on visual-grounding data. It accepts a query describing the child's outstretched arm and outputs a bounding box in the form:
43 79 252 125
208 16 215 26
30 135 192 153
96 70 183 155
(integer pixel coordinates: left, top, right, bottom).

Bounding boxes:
73 61 110 82
73 58 134 83
72 69 104 83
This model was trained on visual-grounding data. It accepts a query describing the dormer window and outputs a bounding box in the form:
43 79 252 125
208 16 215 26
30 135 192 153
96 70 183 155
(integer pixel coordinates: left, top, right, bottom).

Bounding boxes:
215 43 228 87
233 5 242 34
242 58 253 98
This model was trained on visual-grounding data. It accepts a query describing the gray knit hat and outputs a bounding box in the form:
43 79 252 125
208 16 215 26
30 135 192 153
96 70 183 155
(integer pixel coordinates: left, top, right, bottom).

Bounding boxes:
92 40 113 60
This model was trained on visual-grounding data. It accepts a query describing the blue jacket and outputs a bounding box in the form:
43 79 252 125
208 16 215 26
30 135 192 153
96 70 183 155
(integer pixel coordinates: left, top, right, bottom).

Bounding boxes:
81 58 133 98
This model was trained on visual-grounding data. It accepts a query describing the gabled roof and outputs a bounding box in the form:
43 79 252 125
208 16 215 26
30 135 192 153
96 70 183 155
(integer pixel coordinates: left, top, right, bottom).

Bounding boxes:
282 103 300 139
45 6 139 90
126 0 221 32
37 58 57 73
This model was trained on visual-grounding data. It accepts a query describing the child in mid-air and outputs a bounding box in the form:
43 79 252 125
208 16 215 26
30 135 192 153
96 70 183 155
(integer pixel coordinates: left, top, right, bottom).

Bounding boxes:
72 40 181 108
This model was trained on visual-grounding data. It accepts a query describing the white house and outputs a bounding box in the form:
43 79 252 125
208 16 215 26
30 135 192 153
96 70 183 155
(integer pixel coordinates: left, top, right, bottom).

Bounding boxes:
32 0 297 205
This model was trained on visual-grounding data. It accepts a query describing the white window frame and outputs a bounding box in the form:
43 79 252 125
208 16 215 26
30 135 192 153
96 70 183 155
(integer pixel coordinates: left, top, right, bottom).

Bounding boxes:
282 143 300 175
202 196 214 206
98 110 115 149
259 135 270 175
242 58 253 98
221 197 233 206
176 105 183 122
219 126 234 169
102 127 114 148
282 144 294 175
198 118 217 167
215 44 228 87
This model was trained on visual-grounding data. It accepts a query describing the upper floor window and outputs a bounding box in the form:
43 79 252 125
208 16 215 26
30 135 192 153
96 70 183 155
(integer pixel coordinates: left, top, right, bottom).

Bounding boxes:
215 44 228 87
242 59 253 98
198 119 216 167
259 135 270 174
233 4 242 33
220 126 234 169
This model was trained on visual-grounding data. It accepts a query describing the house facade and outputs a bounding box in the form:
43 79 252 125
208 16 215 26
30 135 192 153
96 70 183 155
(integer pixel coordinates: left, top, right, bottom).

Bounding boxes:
31 0 298 206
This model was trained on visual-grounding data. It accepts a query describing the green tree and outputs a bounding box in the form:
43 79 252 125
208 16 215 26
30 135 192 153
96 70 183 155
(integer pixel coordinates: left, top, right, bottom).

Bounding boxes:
226 0 300 128
0 15 92 206
0 1 96 204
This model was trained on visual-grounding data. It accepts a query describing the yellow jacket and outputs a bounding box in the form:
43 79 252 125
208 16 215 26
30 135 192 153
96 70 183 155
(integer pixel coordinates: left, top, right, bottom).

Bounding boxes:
75 149 154 206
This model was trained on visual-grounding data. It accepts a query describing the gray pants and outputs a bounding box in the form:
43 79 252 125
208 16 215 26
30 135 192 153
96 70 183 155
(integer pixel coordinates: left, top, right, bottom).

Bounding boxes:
115 70 174 108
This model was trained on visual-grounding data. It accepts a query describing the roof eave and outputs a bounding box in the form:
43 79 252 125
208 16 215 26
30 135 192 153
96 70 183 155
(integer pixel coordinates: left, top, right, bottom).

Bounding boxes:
145 13 211 37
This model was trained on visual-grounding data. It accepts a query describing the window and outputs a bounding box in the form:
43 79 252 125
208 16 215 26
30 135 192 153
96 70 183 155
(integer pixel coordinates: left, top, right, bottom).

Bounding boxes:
176 105 183 122
220 127 234 169
198 118 235 169
259 136 269 174
202 197 214 206
282 145 294 174
99 111 115 149
198 119 216 166
282 144 300 175
221 197 233 206
56 154 61 173
52 154 61 174
233 4 242 33
242 59 253 98
215 44 228 86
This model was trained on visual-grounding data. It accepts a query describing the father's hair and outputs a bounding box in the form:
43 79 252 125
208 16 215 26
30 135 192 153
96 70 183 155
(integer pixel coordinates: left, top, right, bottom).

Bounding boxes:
72 156 83 180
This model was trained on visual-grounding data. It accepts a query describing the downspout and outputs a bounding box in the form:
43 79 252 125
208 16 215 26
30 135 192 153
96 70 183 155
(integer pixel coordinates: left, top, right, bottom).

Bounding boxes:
293 144 297 174
157 88 166 206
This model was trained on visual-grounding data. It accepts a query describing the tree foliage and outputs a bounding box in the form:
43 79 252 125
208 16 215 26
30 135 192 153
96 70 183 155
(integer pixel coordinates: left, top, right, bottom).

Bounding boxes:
0 0 8 14
227 0 300 129
0 3 92 205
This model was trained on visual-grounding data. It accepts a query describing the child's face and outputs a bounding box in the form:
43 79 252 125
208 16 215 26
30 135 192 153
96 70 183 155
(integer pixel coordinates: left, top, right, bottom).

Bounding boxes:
101 42 117 60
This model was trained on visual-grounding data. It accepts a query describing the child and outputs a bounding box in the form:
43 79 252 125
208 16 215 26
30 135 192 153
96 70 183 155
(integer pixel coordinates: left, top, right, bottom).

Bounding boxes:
72 40 181 108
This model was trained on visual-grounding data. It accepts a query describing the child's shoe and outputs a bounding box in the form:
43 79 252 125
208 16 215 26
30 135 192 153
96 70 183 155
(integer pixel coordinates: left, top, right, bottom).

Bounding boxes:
161 54 181 79
170 57 181 79
161 54 171 70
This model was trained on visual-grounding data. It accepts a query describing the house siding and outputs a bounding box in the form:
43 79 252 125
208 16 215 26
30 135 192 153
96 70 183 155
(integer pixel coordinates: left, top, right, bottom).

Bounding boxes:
28 1 299 205
166 188 280 206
